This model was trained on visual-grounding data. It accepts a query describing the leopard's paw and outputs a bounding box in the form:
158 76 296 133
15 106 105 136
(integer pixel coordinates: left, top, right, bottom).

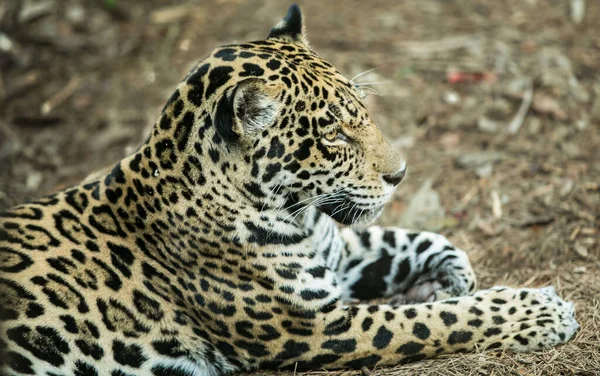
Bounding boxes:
474 286 579 351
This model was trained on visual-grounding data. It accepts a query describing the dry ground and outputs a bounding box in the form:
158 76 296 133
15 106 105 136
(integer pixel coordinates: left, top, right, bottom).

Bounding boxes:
1 1 599 375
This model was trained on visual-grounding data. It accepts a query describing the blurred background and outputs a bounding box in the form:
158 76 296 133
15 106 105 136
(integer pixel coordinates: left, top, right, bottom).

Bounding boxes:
0 1 598 374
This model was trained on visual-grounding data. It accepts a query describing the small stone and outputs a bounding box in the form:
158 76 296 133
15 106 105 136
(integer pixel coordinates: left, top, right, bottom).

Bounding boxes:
66 4 86 24
18 0 55 23
570 0 586 24
559 179 574 197
456 151 504 169
475 163 493 178
0 33 13 52
574 244 588 258
439 132 461 148
575 114 589 130
399 179 445 231
26 171 43 191
444 91 461 105
573 266 586 274
477 116 499 133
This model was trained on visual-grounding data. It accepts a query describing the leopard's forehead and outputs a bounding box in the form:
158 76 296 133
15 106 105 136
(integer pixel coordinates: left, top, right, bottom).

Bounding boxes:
214 40 338 77
183 40 366 116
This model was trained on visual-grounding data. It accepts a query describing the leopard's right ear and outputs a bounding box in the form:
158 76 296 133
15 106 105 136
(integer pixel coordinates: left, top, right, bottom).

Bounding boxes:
215 78 280 143
267 4 309 47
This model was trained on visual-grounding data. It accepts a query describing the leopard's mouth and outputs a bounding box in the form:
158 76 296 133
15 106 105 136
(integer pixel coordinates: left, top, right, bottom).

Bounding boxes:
319 199 385 225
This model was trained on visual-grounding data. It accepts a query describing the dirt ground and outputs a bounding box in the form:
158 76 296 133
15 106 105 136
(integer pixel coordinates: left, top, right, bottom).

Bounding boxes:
1 0 599 375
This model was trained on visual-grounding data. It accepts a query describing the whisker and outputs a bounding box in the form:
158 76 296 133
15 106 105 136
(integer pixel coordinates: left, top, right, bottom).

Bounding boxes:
352 207 364 225
276 191 342 218
275 193 325 217
330 199 353 218
346 201 360 224
350 67 380 84
280 192 347 224
360 87 383 97
294 194 346 219
355 81 389 86
261 180 285 212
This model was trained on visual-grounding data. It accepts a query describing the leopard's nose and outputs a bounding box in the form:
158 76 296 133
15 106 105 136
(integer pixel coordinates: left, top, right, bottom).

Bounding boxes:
383 164 406 186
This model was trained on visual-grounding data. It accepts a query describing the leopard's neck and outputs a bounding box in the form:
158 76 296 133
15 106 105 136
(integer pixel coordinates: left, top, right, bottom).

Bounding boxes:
85 144 311 253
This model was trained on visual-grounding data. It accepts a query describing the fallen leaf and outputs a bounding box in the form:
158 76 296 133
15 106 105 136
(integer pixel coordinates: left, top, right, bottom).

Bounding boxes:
532 93 567 120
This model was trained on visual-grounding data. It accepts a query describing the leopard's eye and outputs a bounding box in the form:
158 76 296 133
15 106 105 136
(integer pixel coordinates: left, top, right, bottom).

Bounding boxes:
323 129 349 146
324 130 338 141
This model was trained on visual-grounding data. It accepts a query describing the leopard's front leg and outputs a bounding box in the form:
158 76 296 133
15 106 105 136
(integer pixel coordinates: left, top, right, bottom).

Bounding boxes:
261 286 578 371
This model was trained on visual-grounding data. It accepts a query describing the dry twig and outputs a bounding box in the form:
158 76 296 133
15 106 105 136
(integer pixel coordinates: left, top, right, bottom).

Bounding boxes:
508 79 533 134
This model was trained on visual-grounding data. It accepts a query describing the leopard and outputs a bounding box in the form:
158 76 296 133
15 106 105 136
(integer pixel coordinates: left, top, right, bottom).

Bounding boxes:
0 4 579 376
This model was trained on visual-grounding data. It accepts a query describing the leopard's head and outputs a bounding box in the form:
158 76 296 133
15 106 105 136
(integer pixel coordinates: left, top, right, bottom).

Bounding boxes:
157 4 406 225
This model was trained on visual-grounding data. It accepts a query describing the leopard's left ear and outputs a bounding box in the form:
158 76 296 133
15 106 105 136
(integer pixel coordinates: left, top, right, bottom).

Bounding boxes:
214 78 280 143
267 4 309 47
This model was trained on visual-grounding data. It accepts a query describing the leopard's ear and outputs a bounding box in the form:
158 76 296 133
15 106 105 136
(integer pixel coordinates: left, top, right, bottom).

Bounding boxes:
215 79 280 143
267 4 309 47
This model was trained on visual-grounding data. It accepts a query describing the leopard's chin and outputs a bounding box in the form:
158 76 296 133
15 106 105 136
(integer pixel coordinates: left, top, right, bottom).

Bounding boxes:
319 200 384 225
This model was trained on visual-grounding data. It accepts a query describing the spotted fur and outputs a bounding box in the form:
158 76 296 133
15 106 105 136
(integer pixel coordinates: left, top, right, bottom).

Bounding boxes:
0 5 578 376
